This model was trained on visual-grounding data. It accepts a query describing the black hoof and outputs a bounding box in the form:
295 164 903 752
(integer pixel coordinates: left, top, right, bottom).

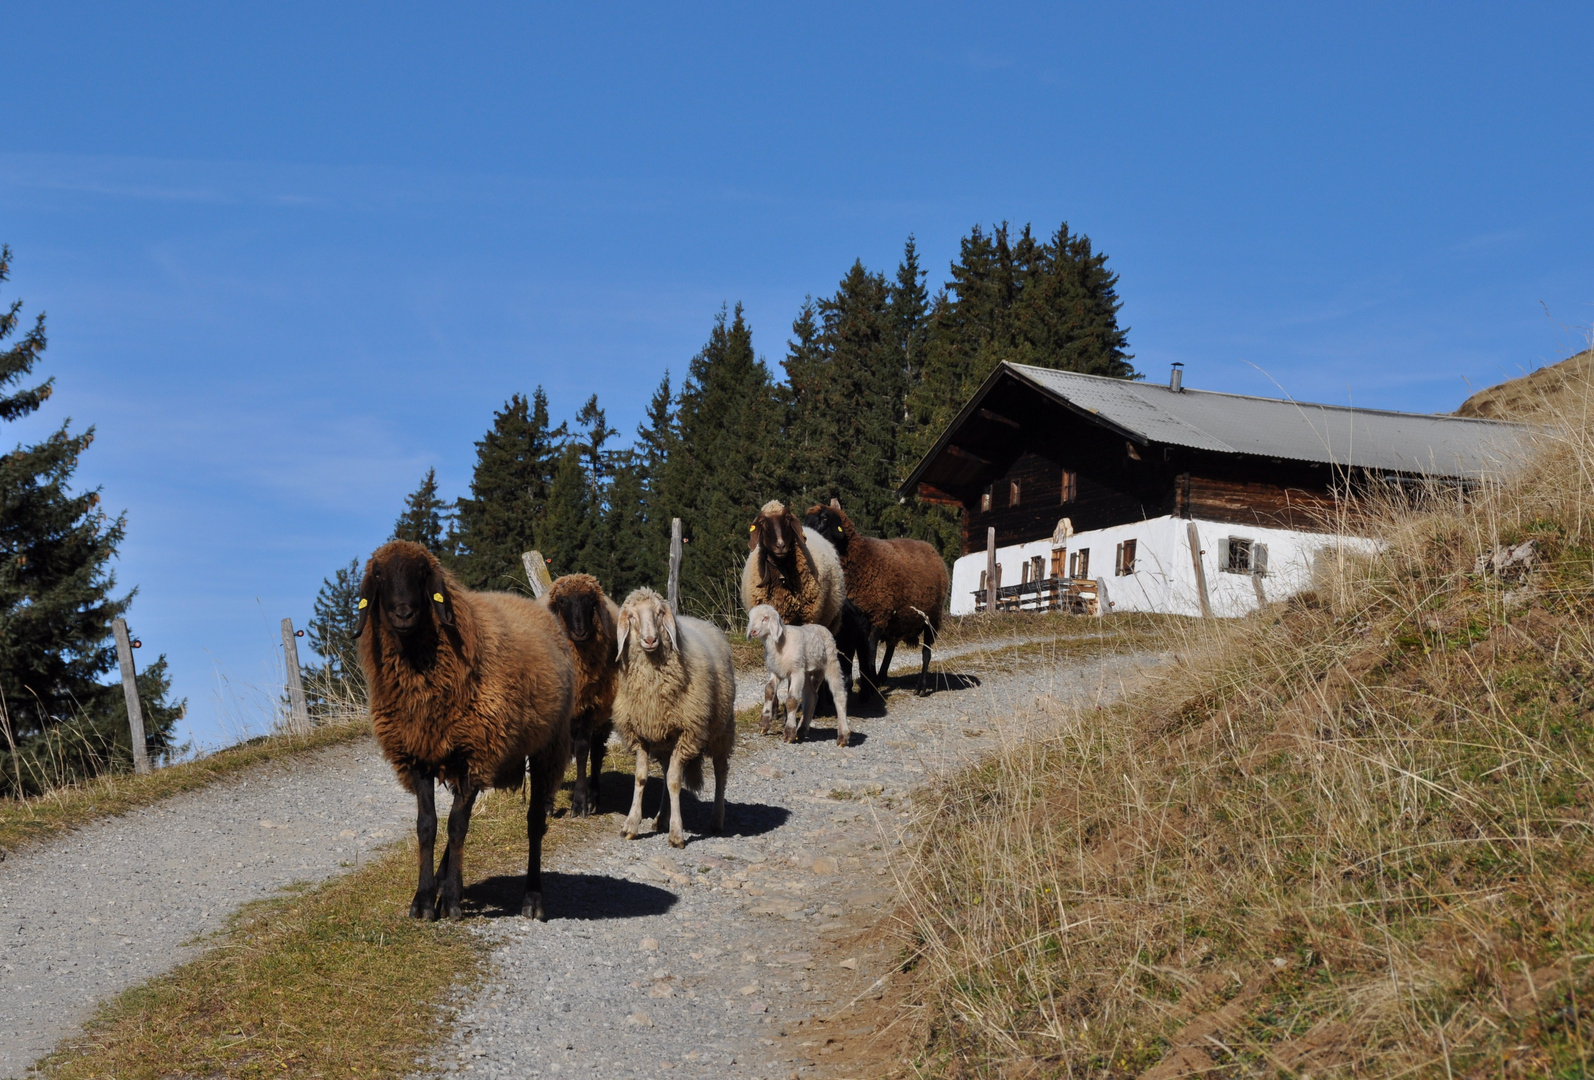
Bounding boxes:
522 892 546 921
410 893 438 920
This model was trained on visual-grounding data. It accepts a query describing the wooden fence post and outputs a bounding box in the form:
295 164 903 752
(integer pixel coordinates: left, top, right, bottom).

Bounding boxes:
111 618 150 775
521 551 554 599
667 518 683 615
985 527 997 614
281 618 311 735
1186 520 1213 619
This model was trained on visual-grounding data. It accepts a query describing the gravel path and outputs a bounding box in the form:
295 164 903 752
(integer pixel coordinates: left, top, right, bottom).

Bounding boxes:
419 647 1159 1080
0 739 416 1078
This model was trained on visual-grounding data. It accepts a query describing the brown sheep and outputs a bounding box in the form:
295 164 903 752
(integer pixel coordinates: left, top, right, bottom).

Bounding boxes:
545 573 620 817
804 499 950 696
740 500 845 634
355 540 574 921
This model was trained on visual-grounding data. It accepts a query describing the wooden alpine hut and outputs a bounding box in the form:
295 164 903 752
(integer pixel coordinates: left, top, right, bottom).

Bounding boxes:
899 362 1527 617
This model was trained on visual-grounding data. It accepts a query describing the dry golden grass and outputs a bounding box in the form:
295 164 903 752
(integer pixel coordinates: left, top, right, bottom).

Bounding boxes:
0 716 372 857
895 364 1594 1077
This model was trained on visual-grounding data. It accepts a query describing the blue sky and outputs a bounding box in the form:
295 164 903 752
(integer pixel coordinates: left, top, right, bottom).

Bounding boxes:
4 3 1592 746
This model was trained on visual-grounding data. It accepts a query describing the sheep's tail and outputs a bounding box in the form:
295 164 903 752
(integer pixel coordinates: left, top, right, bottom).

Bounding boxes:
682 753 705 794
907 605 936 657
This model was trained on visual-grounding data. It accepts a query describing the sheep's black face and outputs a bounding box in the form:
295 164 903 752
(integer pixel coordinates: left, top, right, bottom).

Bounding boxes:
553 588 598 643
357 542 453 641
378 552 431 635
804 506 844 550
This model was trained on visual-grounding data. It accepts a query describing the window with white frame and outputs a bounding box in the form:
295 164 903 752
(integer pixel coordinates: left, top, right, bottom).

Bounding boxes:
1219 536 1268 575
1115 538 1137 576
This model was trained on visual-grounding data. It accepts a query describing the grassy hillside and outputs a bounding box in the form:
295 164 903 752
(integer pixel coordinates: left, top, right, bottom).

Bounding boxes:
1457 348 1593 419
896 370 1594 1075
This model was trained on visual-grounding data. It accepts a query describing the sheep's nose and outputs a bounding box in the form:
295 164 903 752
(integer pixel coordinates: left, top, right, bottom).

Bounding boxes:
640 636 659 649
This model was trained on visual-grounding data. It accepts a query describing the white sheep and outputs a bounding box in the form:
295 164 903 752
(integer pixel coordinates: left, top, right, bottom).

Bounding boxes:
745 603 849 747
613 587 736 848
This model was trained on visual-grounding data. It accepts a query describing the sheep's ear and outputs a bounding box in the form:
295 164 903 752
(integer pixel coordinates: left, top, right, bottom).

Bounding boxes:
427 568 454 627
353 566 376 638
747 519 761 552
771 617 784 647
615 611 630 659
659 603 676 650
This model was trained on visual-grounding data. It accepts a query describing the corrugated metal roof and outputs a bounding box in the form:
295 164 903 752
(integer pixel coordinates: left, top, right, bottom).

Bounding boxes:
1009 363 1529 476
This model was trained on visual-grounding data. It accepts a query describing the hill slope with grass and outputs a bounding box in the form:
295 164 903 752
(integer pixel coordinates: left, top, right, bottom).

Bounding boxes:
896 364 1594 1077
1457 348 1593 419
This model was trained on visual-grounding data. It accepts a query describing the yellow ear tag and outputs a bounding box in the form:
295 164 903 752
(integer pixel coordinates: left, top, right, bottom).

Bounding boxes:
749 524 757 531
432 593 445 603
357 598 368 609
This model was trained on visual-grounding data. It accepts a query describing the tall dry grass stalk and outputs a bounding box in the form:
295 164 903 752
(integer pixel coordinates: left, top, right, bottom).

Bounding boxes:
896 364 1594 1077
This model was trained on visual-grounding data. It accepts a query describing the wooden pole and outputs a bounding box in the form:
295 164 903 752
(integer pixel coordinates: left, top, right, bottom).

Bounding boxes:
667 518 683 615
281 618 311 734
1186 520 1212 619
985 527 997 614
521 551 553 599
111 618 150 775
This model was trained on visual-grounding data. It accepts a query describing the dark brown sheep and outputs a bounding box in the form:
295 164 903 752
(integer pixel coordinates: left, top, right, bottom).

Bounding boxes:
804 499 949 696
355 541 574 921
739 500 845 634
545 573 620 817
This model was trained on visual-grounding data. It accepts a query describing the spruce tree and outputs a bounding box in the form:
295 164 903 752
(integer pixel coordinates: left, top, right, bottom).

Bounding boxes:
538 443 592 580
660 305 782 617
392 468 450 553
905 221 1135 476
783 261 901 532
597 450 649 597
0 246 182 794
632 374 678 588
305 559 362 706
452 389 564 590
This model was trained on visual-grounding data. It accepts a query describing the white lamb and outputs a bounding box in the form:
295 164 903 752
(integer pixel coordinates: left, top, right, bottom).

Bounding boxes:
745 603 849 747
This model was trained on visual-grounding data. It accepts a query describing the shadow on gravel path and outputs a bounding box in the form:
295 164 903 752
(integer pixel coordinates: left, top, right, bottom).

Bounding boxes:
466 872 679 921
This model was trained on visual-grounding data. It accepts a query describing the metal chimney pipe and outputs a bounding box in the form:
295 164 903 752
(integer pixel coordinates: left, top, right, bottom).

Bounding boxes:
1170 363 1184 393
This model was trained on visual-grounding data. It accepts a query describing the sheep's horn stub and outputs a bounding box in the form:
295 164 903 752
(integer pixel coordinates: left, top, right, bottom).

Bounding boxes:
830 497 842 511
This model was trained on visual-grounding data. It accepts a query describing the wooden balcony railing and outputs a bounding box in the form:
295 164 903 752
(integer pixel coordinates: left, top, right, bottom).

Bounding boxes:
972 576 1099 615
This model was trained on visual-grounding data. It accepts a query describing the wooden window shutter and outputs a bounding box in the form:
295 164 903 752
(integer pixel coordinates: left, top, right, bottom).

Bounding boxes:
1216 537 1230 571
1060 469 1077 503
1010 479 1021 506
1252 543 1269 576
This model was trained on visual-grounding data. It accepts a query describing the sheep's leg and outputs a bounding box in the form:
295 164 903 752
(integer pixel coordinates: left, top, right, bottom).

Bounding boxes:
585 733 606 815
621 745 649 840
878 636 898 686
653 749 673 833
760 673 778 735
711 753 729 834
783 679 803 743
571 731 593 817
917 638 934 696
665 749 687 848
524 764 551 921
826 659 850 747
438 783 478 921
796 675 818 743
410 773 440 921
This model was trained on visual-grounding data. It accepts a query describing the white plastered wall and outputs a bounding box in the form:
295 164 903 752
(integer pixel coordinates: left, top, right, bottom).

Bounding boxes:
949 514 1378 617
